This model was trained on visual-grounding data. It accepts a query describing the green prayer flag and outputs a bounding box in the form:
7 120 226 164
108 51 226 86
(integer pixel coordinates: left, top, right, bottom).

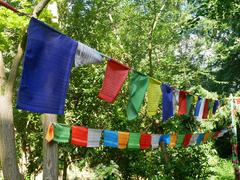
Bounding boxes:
208 100 213 118
127 71 149 120
186 94 193 116
176 134 185 147
53 123 71 143
128 132 141 149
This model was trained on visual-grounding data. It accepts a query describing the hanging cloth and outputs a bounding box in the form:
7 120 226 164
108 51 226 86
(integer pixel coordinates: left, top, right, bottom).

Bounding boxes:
178 91 187 115
53 123 71 143
128 133 141 149
71 126 88 147
169 134 177 147
202 132 211 143
183 134 192 147
118 131 130 149
196 133 205 145
45 124 54 143
160 134 170 144
194 97 202 118
176 134 185 147
202 99 209 119
98 60 130 103
161 84 174 122
172 89 179 114
87 128 102 147
140 134 151 149
208 100 213 118
127 71 149 120
186 94 193 116
197 98 206 120
151 134 161 149
74 41 103 67
104 130 118 148
147 78 161 116
16 18 77 114
213 100 220 114
189 134 199 145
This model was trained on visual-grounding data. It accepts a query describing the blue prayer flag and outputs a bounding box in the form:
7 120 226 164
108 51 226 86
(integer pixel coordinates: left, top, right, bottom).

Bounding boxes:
160 134 170 144
162 84 173 122
104 130 118 148
17 18 77 114
194 97 202 117
213 100 220 114
196 133 205 145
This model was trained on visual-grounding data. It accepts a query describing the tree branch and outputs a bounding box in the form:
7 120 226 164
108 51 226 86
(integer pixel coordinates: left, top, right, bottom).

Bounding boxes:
6 0 52 99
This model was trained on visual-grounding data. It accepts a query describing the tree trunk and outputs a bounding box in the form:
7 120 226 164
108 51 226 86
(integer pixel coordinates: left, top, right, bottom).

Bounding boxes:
41 114 58 180
0 95 23 180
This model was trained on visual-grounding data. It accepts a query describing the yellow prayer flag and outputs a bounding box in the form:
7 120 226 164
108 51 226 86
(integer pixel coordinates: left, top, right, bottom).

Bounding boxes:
147 78 161 116
169 134 177 147
202 132 210 143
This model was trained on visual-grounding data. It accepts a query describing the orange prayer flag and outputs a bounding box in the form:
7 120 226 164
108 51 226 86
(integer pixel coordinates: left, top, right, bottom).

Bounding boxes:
118 131 130 149
169 134 177 148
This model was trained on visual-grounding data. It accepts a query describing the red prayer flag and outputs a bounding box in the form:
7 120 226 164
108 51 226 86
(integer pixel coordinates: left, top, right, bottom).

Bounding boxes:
178 91 187 115
71 126 88 147
202 99 209 119
183 134 192 147
98 59 130 103
140 134 151 150
212 131 221 139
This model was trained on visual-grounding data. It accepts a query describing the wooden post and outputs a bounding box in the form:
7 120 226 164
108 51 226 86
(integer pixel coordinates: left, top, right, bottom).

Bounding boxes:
41 114 58 180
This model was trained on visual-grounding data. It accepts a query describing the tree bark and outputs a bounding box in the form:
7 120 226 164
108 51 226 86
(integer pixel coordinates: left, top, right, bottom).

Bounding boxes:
41 114 58 180
0 0 52 179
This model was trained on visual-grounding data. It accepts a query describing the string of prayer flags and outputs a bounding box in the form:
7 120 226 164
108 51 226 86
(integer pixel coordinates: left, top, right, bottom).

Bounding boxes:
128 133 141 149
104 130 118 148
87 128 102 147
45 124 54 143
118 131 130 149
169 134 177 147
53 123 71 143
71 126 88 147
151 134 161 149
98 60 130 103
140 134 152 150
147 78 161 116
17 18 78 114
176 134 185 147
162 84 174 122
127 71 149 120
183 134 192 147
178 91 187 115
74 42 103 67
160 134 170 144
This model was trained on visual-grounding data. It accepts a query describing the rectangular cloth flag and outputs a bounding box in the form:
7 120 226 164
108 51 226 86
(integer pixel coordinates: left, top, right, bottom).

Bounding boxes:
208 100 213 118
178 91 187 115
183 134 192 147
151 134 161 149
147 78 161 116
118 131 130 149
196 133 205 145
202 99 209 119
53 123 71 143
71 126 88 147
104 130 118 148
74 42 103 67
160 134 170 144
194 96 202 118
127 71 149 120
87 128 102 147
17 18 77 114
45 124 54 143
162 84 173 122
169 134 177 147
202 132 211 143
172 89 179 114
189 134 199 145
140 134 151 149
186 94 193 116
176 134 185 147
213 100 220 114
128 133 141 149
98 60 130 103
